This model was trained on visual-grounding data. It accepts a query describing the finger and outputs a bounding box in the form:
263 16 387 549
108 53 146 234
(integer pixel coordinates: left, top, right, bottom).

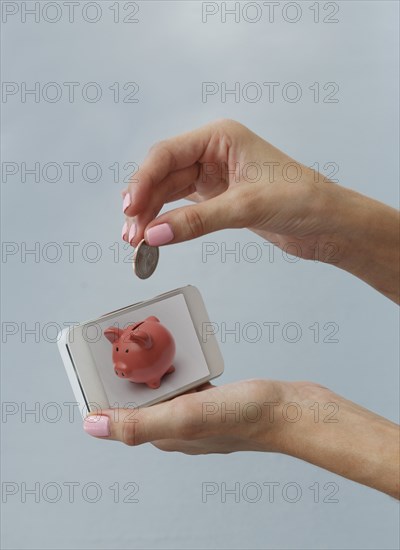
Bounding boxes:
151 439 210 454
123 123 214 217
157 164 201 204
126 164 203 246
121 219 129 242
121 165 203 247
165 184 198 204
134 158 227 210
121 215 137 245
152 436 244 454
135 164 200 213
83 404 172 445
83 395 201 446
144 189 247 246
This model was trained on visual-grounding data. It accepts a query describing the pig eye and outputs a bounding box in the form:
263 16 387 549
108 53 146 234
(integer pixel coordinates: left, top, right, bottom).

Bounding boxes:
116 347 119 351
125 349 129 353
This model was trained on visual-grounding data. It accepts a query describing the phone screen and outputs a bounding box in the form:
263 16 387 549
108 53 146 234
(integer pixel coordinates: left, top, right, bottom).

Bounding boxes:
83 293 210 408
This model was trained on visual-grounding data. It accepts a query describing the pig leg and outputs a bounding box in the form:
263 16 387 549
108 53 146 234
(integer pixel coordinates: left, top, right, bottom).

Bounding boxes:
146 379 161 389
146 366 175 389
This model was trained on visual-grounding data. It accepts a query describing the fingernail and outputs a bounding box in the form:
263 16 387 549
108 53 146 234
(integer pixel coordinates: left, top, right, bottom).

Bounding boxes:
83 416 110 437
121 222 128 241
123 193 131 213
146 223 174 246
128 223 137 244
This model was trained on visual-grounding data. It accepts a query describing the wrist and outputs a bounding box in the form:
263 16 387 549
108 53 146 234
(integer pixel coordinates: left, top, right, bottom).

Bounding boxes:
269 381 335 455
259 380 331 454
317 183 400 302
273 381 400 498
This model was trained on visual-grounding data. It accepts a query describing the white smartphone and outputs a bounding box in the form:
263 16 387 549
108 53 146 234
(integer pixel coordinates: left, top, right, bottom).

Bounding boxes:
57 285 224 417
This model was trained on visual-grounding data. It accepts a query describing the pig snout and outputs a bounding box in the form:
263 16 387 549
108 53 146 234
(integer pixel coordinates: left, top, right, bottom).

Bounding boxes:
114 362 129 378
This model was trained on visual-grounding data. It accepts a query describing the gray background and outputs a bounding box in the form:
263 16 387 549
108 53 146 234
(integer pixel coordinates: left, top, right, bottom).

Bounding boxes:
1 1 399 549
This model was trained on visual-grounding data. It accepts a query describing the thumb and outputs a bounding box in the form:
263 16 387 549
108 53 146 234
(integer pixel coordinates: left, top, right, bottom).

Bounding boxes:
83 398 191 446
144 192 244 246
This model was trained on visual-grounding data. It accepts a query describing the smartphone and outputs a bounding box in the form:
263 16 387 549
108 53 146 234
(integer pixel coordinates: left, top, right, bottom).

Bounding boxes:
57 285 224 417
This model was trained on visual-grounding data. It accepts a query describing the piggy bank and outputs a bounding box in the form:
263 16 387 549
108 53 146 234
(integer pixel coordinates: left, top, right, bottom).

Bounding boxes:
104 316 175 389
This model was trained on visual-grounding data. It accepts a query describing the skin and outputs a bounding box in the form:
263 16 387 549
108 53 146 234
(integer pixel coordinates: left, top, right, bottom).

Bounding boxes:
86 120 400 499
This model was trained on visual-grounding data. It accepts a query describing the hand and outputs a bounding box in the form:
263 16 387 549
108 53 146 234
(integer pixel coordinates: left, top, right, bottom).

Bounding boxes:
122 119 400 302
84 380 287 454
121 119 343 262
83 379 400 498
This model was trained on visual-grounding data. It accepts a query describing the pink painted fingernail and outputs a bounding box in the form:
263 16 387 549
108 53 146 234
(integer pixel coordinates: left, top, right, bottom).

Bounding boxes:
128 223 137 244
123 193 131 213
121 222 128 241
83 416 110 437
146 223 174 246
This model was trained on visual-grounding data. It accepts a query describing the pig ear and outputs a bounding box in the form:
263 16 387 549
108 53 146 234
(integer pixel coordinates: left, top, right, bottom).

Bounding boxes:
104 327 123 344
145 316 159 323
129 329 153 349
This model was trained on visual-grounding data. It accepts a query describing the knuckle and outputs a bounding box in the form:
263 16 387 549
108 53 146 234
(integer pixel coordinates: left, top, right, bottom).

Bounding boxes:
121 419 138 446
149 140 176 171
213 117 239 131
182 206 205 239
213 118 249 138
149 139 166 153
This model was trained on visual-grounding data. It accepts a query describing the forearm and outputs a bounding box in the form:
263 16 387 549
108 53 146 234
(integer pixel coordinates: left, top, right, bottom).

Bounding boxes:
276 382 400 498
324 184 400 303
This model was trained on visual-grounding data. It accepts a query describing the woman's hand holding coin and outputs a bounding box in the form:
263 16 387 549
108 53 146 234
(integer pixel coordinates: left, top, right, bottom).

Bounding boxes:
121 119 399 301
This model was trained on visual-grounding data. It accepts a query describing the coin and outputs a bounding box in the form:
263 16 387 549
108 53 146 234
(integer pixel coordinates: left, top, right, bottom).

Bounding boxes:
132 239 159 279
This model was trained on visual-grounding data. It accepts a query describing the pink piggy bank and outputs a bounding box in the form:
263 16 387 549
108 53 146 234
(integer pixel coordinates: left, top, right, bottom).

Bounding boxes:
104 316 175 389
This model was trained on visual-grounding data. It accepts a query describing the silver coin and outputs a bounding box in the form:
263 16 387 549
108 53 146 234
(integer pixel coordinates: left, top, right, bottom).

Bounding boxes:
132 239 159 279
